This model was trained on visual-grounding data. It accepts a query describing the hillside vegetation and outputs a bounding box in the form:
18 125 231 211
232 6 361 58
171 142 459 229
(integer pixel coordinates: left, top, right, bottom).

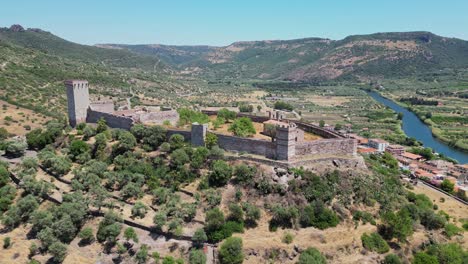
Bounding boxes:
0 25 194 118
104 32 468 82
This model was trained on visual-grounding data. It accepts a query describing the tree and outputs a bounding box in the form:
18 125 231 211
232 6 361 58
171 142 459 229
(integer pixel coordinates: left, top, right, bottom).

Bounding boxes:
218 108 237 122
135 244 149 264
440 179 454 193
189 249 207 264
319 120 325 128
334 123 343 131
228 203 244 223
79 227 95 244
228 117 256 137
205 133 218 149
274 101 293 111
361 232 389 253
208 160 232 187
97 211 122 244
397 113 404 120
37 227 58 249
300 202 339 230
124 227 139 243
383 254 402 264
297 247 327 264
69 140 90 162
171 148 190 167
239 104 254 113
0 165 9 188
153 211 167 230
192 228 208 248
243 203 261 227
234 164 256 184
49 242 68 263
219 237 244 264
132 201 149 219
412 252 438 264
169 134 185 150
5 140 27 157
426 243 465 264
379 210 413 242
257 105 262 112
52 215 77 243
205 208 225 233
96 117 108 134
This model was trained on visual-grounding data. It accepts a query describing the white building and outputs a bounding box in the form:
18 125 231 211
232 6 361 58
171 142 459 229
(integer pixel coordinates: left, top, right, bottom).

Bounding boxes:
368 138 389 152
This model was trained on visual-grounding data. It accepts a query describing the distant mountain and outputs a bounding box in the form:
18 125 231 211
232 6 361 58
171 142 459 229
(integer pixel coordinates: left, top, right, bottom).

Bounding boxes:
102 32 468 82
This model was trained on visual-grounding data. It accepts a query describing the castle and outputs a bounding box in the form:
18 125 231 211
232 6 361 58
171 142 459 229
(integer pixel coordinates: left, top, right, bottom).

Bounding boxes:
66 80 357 162
65 80 179 130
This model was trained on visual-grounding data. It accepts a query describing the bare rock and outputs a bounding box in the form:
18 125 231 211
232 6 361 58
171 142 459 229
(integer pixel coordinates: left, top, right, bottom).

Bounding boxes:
9 24 25 32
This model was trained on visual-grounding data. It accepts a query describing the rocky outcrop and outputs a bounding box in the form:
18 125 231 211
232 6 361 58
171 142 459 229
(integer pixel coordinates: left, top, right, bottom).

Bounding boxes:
9 24 25 32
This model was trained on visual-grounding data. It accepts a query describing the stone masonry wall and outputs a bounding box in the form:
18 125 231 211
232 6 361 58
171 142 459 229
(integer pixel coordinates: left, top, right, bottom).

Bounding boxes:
87 109 134 130
216 134 276 158
295 138 357 156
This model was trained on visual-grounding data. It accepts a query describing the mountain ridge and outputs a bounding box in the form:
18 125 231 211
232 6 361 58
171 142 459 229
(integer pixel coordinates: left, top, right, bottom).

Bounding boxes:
100 31 468 82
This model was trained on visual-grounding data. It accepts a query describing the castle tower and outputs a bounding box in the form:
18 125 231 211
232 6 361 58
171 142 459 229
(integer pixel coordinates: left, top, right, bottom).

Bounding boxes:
191 122 208 147
65 80 90 127
275 122 297 160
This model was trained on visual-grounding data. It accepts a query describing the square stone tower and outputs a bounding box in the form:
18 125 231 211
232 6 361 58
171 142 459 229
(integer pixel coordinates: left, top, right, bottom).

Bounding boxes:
65 80 90 127
191 122 208 147
275 123 297 160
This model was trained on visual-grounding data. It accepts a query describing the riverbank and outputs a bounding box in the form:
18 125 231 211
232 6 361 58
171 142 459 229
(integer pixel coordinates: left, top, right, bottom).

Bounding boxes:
366 90 468 164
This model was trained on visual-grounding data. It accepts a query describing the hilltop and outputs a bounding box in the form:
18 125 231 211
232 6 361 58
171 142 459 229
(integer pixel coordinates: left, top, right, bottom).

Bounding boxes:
104 32 468 82
0 25 195 119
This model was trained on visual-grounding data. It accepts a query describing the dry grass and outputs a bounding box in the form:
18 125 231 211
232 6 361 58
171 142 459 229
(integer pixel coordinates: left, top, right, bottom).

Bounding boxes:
0 100 50 136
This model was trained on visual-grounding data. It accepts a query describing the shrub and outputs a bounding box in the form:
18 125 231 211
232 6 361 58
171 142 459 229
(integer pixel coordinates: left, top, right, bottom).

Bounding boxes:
219 237 244 264
383 254 402 264
228 117 256 137
192 228 208 248
79 227 95 244
282 232 294 244
131 201 149 219
3 237 11 249
124 227 139 243
234 164 256 184
297 247 327 264
208 160 232 187
361 232 389 253
412 252 438 264
5 140 27 157
135 244 148 264
300 202 339 230
443 223 462 238
274 101 293 111
49 241 67 263
189 249 207 264
217 108 236 122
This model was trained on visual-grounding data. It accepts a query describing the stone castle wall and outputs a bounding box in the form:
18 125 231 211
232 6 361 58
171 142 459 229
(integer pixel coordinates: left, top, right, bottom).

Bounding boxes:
295 138 357 156
216 134 276 158
87 109 134 130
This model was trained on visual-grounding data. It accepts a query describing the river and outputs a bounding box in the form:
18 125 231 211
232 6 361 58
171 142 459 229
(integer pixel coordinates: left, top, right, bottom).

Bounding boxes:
366 91 468 164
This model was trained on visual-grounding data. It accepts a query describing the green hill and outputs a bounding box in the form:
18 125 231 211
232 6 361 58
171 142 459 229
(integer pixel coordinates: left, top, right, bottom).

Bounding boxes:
103 32 468 82
0 25 191 118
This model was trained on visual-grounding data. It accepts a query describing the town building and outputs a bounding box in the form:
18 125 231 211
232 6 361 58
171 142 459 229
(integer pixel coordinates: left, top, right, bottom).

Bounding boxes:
368 138 389 152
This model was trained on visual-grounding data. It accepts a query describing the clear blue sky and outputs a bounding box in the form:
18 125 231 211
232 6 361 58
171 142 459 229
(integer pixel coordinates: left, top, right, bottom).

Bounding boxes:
1 0 467 46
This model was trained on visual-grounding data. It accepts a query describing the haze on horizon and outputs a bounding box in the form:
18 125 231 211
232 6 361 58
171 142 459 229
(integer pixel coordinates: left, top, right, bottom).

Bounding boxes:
1 0 467 46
